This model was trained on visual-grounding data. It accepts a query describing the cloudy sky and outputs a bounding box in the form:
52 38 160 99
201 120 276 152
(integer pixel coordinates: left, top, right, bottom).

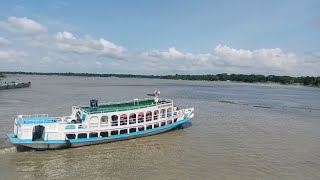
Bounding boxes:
0 0 319 76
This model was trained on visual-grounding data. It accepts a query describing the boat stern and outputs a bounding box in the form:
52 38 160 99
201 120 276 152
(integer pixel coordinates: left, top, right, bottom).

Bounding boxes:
7 132 19 145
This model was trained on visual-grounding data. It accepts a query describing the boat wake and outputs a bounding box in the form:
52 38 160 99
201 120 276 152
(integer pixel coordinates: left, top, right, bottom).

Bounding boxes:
0 147 16 155
218 98 320 112
178 121 193 129
218 99 273 109
218 99 239 104
253 105 271 109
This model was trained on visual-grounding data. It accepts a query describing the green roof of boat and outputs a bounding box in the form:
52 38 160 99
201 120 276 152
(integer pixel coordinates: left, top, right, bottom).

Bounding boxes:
81 99 172 114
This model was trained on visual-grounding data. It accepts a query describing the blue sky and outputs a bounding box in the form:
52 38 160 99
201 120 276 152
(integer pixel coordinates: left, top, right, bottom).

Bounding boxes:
0 0 319 76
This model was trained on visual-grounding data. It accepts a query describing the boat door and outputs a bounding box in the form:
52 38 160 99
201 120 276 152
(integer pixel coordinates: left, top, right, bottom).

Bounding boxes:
32 125 45 141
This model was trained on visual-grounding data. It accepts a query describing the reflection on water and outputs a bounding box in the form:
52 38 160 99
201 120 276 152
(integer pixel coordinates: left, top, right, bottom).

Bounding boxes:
0 75 320 179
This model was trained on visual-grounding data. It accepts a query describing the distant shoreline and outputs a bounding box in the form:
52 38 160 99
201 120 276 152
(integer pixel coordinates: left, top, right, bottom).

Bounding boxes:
1 71 319 87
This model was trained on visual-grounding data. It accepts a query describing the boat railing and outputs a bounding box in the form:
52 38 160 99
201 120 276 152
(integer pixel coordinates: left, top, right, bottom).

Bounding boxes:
64 124 87 131
129 118 136 124
82 100 173 114
17 114 66 124
19 114 49 119
52 117 64 123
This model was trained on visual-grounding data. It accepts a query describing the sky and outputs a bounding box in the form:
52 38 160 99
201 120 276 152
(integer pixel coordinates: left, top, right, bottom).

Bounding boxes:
0 0 319 76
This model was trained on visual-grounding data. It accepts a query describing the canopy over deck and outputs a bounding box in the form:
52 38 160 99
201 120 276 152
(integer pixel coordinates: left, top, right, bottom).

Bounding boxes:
80 98 172 114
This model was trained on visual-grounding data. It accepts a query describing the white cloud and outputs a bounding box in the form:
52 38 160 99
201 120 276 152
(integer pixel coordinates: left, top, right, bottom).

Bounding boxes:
142 44 318 76
213 44 298 70
0 50 28 62
39 55 67 66
0 16 47 35
55 31 75 40
142 47 214 71
53 31 126 58
0 36 11 45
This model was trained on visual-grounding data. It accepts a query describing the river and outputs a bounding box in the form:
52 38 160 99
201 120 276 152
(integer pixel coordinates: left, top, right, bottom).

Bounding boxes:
0 75 320 179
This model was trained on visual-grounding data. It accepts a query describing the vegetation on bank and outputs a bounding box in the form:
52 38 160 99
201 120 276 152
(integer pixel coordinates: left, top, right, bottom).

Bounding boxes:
0 73 6 79
1 71 320 86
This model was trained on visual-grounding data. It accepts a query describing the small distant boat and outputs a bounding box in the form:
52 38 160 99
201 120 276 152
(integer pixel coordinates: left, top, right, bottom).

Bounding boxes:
147 90 160 97
7 91 195 150
0 81 31 90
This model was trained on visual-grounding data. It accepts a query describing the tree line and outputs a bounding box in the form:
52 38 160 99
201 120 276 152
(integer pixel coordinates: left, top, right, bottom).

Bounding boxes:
0 73 6 78
1 71 319 86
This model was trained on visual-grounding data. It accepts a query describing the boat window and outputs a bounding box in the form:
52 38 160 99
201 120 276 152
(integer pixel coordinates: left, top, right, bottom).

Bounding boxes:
90 116 99 123
89 132 98 138
154 110 159 120
167 120 172 124
65 125 76 129
174 118 177 123
154 123 159 128
111 130 118 135
160 109 166 118
161 121 166 126
100 131 108 137
138 126 144 131
120 129 128 134
146 111 152 122
167 107 172 117
111 115 118 126
101 116 108 124
78 133 87 139
66 134 76 139
146 125 152 130
120 114 128 126
138 112 144 123
129 113 136 124
129 128 136 133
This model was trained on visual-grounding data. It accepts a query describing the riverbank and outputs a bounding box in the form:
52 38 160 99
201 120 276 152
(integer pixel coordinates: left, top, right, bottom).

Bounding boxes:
1 71 319 87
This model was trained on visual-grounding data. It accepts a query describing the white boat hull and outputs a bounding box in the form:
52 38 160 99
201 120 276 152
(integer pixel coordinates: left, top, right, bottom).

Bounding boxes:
8 116 191 150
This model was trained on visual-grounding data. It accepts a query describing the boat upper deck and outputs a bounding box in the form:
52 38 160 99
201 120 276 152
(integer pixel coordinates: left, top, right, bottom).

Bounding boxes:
17 114 59 124
81 98 172 114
